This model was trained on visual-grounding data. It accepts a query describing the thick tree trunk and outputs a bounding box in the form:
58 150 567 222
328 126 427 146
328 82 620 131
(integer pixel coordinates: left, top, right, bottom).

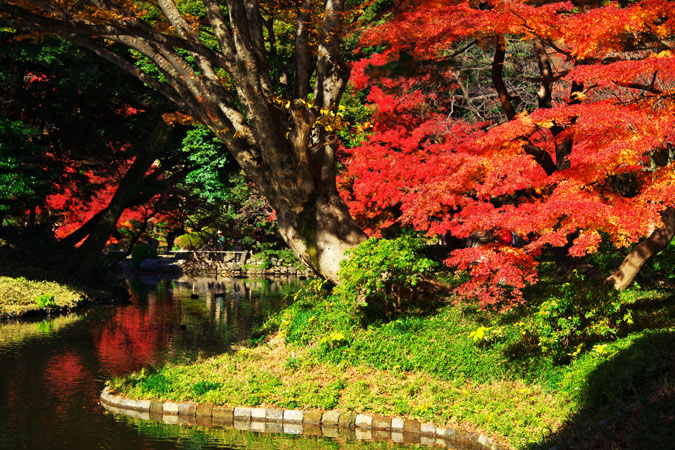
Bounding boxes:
274 183 367 284
607 207 675 290
1 0 365 282
69 123 170 280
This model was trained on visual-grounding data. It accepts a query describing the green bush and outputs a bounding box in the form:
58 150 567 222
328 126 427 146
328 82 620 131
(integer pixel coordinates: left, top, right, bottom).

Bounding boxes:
529 271 628 361
131 243 158 268
274 279 357 345
174 232 206 250
334 236 438 318
34 292 55 308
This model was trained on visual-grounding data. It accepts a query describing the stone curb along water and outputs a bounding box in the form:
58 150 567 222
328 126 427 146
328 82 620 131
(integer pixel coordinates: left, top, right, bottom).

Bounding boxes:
99 387 500 449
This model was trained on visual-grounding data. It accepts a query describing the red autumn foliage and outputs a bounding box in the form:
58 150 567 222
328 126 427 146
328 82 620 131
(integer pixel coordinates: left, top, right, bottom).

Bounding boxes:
340 0 675 307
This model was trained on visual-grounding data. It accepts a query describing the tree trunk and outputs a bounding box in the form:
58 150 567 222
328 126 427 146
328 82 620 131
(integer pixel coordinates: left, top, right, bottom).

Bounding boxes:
607 207 675 290
69 123 170 280
274 182 366 284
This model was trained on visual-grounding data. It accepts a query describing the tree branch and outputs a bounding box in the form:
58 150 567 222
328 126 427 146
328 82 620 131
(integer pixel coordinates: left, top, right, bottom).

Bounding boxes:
491 34 516 121
294 0 313 99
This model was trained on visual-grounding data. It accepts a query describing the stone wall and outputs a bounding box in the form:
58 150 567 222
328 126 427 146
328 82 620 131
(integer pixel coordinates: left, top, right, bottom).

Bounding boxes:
122 251 314 278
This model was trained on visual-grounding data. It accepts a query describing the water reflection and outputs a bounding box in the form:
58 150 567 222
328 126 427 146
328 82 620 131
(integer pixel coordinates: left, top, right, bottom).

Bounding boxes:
113 413 433 450
0 314 82 348
0 276 304 450
0 276 474 450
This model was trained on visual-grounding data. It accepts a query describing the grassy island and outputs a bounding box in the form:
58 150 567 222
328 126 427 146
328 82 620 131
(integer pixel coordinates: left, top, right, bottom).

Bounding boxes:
109 239 674 450
0 240 122 320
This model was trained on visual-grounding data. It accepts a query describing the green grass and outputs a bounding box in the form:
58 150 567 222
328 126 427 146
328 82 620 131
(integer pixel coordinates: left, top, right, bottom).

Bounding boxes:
109 275 674 449
0 245 117 318
0 275 89 317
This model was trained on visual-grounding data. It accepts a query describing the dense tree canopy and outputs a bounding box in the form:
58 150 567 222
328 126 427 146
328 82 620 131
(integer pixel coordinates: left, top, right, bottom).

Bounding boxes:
0 0 379 282
340 0 675 305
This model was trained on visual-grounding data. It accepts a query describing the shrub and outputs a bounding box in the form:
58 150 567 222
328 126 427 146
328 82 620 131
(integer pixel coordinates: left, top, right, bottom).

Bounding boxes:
35 293 55 308
334 236 438 318
131 243 158 268
174 232 206 250
529 271 629 362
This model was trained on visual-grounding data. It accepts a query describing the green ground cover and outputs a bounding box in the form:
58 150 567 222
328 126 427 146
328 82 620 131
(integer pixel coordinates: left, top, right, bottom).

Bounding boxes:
0 240 120 319
0 274 88 317
109 276 673 449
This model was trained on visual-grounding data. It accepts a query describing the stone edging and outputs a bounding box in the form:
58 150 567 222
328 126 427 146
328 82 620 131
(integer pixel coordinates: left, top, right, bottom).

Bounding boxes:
100 387 500 449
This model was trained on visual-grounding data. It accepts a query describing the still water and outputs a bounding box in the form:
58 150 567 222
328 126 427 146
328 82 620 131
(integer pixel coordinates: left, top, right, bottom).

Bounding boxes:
0 276 440 450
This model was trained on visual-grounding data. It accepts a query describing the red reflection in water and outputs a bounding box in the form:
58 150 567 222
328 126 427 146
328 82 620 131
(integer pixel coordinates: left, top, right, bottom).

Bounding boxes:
44 351 87 397
44 351 95 419
92 296 171 376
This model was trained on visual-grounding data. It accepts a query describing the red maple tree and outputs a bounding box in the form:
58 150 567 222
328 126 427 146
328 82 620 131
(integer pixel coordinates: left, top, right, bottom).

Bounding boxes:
340 0 675 307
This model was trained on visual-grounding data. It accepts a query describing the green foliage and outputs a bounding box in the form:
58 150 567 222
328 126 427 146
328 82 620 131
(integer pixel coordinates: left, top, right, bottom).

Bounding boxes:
131 243 158 268
335 236 438 318
528 272 629 361
255 248 304 270
273 279 358 346
0 118 48 214
34 293 55 308
192 380 223 396
174 232 206 250
181 124 233 204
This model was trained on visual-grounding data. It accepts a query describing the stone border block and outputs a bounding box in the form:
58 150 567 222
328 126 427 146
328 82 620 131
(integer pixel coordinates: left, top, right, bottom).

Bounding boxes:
150 401 164 414
251 408 266 421
163 402 179 415
420 422 436 436
283 409 303 423
178 403 197 416
403 419 421 434
339 411 357 429
372 416 391 430
391 417 404 430
321 410 340 426
100 387 501 449
119 398 136 410
138 400 151 411
355 414 373 429
303 410 322 425
212 406 234 423
233 407 252 421
266 408 284 422
196 404 213 417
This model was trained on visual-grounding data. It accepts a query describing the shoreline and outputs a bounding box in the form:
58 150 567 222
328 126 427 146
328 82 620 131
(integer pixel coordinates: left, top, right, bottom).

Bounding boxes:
99 386 500 449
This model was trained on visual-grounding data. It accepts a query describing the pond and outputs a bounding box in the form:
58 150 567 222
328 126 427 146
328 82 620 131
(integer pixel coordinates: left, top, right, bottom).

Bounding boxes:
0 276 476 450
